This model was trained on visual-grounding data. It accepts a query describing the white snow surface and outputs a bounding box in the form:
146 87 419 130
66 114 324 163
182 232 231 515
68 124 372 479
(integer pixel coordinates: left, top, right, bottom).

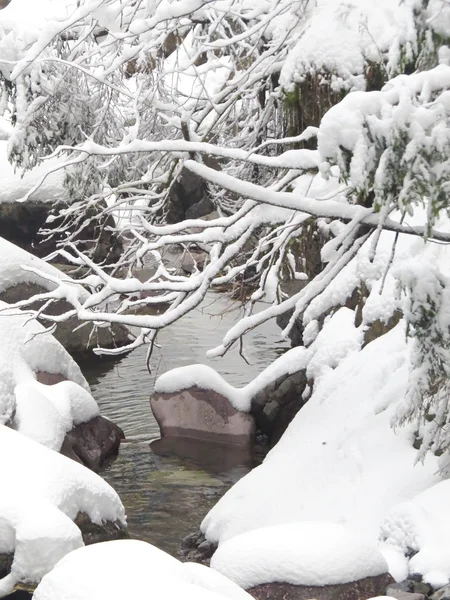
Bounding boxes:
211 522 388 588
280 0 423 91
0 425 125 595
34 540 253 600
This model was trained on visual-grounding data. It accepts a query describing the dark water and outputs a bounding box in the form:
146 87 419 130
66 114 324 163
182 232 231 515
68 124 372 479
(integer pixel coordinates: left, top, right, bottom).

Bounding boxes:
80 293 286 556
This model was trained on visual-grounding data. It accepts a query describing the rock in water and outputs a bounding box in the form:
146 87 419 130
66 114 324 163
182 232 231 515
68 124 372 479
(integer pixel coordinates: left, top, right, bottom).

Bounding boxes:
62 416 125 472
151 386 255 447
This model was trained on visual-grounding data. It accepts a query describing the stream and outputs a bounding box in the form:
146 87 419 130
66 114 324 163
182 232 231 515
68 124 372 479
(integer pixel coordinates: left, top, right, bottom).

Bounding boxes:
80 293 287 557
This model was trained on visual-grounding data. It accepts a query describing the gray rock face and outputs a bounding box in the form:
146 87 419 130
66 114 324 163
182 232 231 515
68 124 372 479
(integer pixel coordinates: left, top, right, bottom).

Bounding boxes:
248 573 394 600
251 370 307 446
0 282 131 355
151 386 255 447
432 584 450 600
62 415 125 472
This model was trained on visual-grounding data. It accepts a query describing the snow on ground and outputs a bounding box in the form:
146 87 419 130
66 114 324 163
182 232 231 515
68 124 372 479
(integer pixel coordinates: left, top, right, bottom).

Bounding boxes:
0 425 125 596
198 212 450 581
211 522 388 588
33 539 253 600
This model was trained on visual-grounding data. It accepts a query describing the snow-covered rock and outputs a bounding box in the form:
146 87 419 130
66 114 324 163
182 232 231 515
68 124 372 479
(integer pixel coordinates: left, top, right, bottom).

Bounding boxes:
0 301 89 428
151 382 255 447
0 302 123 468
33 539 253 600
211 522 388 588
0 425 126 596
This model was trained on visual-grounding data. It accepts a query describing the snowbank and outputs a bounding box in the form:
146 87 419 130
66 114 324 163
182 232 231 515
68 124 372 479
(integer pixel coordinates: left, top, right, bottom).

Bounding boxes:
0 425 125 596
33 540 253 600
211 522 388 589
201 320 441 565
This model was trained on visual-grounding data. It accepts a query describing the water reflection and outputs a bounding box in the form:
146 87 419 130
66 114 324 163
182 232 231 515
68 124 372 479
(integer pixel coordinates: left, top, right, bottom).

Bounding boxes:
81 293 286 555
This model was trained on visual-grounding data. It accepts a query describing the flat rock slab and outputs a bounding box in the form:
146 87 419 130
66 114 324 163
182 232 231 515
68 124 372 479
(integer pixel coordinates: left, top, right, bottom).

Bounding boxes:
62 415 125 472
151 386 255 447
248 573 394 600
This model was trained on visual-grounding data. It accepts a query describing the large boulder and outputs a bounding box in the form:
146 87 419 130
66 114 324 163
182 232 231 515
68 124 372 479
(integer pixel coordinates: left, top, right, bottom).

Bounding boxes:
166 166 215 223
1 280 131 355
151 385 255 447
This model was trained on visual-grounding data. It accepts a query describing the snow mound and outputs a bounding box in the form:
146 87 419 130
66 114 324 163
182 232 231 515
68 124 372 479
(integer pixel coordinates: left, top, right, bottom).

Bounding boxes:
380 480 450 585
0 303 98 452
200 320 440 555
211 522 388 589
34 540 253 600
0 425 125 595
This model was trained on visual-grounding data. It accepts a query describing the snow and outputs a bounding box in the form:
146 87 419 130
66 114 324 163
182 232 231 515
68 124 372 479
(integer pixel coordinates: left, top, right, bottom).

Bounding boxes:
211 522 388 588
0 301 101 455
0 236 86 296
279 0 419 92
380 480 450 585
0 302 91 432
0 425 125 595
34 540 253 600
200 319 441 567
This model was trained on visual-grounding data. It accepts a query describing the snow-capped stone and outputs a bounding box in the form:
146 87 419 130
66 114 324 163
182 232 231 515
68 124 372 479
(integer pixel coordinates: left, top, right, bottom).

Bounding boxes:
210 522 389 589
0 425 126 595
